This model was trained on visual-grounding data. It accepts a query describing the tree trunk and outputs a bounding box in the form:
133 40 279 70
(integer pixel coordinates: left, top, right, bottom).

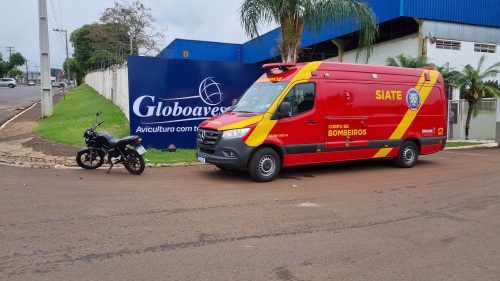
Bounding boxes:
280 17 303 63
129 35 133 55
465 101 474 140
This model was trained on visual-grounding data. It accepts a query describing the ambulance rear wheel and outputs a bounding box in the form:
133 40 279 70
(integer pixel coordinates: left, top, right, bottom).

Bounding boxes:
248 147 281 182
395 141 419 168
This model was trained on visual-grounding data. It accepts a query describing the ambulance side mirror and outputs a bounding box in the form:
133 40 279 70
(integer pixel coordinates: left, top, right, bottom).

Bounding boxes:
272 101 292 120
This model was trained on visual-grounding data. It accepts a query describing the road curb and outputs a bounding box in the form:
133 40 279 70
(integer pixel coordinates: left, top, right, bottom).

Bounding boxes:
444 143 498 150
146 161 208 168
0 161 207 169
0 102 39 130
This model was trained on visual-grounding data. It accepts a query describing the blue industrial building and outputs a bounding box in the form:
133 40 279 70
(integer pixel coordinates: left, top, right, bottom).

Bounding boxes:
158 0 500 64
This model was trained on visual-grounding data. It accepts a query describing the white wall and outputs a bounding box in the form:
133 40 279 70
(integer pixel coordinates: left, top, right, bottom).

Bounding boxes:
326 35 419 65
85 65 130 120
426 39 500 121
427 39 500 73
497 98 500 122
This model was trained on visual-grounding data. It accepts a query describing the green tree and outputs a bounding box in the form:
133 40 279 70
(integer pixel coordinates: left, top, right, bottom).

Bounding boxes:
70 23 130 84
240 0 378 63
385 54 433 68
100 0 165 55
0 54 7 77
70 24 95 84
0 52 26 78
451 55 500 139
63 58 80 83
485 80 500 95
8 53 26 67
8 68 23 79
436 65 460 96
89 23 130 65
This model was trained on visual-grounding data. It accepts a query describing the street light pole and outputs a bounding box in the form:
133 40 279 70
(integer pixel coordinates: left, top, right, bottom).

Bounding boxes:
53 28 70 83
38 0 53 117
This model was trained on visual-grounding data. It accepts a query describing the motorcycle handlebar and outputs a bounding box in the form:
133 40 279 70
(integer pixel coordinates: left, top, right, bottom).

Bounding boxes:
94 120 105 128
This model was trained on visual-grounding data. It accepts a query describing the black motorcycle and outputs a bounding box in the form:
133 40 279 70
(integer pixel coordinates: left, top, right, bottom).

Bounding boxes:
76 113 146 175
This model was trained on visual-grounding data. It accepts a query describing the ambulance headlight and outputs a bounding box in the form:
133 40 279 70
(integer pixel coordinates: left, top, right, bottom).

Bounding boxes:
222 128 250 139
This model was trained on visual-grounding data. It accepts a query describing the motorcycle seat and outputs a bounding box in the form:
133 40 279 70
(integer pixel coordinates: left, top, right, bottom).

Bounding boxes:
109 136 137 147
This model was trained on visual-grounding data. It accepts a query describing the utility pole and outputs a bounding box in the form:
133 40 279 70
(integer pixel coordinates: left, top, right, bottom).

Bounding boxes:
5 46 15 59
25 60 29 84
38 0 53 117
53 28 71 83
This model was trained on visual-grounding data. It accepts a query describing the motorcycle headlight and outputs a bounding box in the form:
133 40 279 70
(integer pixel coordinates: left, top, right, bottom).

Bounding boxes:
222 128 250 139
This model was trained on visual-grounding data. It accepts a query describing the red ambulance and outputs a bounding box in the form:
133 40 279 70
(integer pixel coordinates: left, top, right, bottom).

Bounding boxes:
196 62 447 182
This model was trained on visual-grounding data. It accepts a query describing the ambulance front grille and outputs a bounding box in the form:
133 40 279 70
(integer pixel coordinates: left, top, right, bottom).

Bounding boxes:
197 129 221 146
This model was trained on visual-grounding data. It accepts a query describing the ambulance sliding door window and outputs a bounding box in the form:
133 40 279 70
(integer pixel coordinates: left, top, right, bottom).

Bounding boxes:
282 83 316 116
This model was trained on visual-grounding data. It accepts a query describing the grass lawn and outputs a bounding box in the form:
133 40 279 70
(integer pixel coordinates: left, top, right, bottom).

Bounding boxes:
445 141 483 148
35 85 197 164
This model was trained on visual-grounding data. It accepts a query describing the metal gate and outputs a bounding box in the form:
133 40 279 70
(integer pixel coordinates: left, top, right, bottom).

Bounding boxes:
448 98 497 140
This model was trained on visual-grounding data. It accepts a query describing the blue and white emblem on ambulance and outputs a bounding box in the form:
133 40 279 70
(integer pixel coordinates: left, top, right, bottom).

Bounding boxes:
406 88 421 110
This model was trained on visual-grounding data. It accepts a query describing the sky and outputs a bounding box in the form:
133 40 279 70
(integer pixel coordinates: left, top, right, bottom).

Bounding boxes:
0 0 276 71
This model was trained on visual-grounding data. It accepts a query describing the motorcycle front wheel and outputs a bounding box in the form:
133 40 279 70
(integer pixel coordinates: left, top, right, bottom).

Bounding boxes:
76 149 104 169
123 149 145 175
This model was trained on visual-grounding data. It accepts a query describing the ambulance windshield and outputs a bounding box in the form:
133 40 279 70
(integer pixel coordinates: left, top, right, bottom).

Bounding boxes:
232 82 288 113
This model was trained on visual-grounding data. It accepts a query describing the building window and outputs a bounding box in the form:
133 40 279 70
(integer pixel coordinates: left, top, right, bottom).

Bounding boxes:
435 40 461 50
474 43 496 53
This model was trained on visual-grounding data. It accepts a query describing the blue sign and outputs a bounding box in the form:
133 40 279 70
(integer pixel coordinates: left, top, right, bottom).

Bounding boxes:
128 56 262 148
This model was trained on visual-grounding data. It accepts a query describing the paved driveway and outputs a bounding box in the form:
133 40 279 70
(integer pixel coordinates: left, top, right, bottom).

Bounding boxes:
1 148 499 280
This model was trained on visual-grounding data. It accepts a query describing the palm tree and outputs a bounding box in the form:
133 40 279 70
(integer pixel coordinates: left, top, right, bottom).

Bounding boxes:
436 65 460 85
452 55 500 139
386 55 462 98
240 0 378 63
385 54 434 68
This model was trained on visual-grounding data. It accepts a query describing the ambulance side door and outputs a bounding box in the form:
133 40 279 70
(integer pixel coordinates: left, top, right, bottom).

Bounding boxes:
271 82 322 153
323 81 370 150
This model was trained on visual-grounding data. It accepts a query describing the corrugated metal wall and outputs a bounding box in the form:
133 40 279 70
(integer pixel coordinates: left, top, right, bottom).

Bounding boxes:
158 39 242 62
240 29 281 64
403 0 500 28
423 20 500 44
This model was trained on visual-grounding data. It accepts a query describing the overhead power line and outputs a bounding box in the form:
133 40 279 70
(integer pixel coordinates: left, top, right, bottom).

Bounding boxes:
53 28 71 81
48 0 67 57
5 46 15 59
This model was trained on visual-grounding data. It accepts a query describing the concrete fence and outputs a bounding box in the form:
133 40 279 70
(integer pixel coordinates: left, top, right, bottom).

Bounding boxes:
85 64 130 120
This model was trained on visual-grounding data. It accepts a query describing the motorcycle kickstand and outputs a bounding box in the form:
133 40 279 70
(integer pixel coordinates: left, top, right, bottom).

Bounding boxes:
107 163 113 174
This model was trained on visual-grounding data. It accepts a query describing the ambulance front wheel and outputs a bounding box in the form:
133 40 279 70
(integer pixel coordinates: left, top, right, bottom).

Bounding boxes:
395 141 419 168
248 147 281 182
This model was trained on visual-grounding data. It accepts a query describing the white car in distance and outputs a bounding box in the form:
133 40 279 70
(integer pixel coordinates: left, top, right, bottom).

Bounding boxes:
0 78 17 88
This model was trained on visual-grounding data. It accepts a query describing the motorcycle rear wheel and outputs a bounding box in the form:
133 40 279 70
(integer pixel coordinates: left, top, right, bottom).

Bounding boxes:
76 149 104 169
123 149 145 175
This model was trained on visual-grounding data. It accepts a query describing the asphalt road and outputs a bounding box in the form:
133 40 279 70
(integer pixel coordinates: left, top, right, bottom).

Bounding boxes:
1 148 499 281
0 85 40 125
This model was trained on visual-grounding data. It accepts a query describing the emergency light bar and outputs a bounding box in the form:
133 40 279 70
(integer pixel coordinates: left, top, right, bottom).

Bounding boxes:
262 63 296 75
